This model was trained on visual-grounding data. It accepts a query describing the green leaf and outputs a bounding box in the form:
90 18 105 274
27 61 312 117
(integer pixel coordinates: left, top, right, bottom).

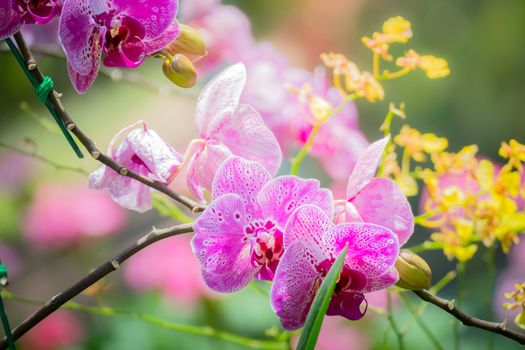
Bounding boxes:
297 244 348 350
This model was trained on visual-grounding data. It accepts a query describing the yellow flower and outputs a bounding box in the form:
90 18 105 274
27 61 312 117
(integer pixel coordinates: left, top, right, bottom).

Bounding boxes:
499 139 525 170
357 72 384 102
396 173 418 197
362 34 392 60
419 55 450 79
432 145 478 174
321 52 384 102
396 49 450 79
395 125 448 162
503 282 525 330
383 16 413 43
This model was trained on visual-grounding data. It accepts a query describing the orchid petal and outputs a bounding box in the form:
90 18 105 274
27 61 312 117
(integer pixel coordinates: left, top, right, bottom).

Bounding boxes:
332 222 399 278
192 193 258 292
195 63 246 136
212 156 270 220
142 20 180 54
271 241 322 330
187 141 232 202
363 267 399 293
210 104 282 175
346 136 389 200
258 176 333 229
351 178 414 246
0 0 21 40
326 292 367 321
112 0 178 40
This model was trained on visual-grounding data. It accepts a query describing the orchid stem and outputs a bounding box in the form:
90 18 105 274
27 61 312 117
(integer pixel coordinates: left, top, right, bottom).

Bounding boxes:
387 291 405 350
290 125 319 175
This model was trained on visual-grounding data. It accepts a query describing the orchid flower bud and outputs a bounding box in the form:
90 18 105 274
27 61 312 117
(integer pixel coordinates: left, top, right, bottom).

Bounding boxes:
164 24 207 62
395 249 432 290
162 54 197 88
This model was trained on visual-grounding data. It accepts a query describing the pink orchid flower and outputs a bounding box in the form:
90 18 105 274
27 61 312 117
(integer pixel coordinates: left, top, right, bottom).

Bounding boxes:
0 0 61 40
337 136 414 246
22 310 84 350
89 121 182 213
185 63 282 201
59 0 179 93
192 156 333 292
271 204 399 330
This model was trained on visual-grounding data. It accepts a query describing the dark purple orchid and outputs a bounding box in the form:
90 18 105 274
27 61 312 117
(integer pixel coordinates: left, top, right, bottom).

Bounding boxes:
0 0 62 40
59 0 179 93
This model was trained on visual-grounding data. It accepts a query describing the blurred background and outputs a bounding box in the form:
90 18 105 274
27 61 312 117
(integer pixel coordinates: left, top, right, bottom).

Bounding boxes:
0 0 524 349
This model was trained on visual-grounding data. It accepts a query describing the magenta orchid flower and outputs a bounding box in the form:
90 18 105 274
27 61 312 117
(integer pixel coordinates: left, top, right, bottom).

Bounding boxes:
337 136 414 246
89 121 182 213
192 156 333 292
59 0 179 93
186 63 282 201
271 204 399 330
0 0 62 40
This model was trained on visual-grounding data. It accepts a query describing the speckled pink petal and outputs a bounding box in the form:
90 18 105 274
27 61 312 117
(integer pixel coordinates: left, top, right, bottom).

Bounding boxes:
363 267 399 293
127 128 182 184
67 61 100 94
142 20 180 54
212 156 270 220
113 0 178 40
187 141 232 202
0 0 21 40
258 176 333 229
346 136 389 200
271 241 322 330
59 0 105 75
211 104 282 175
331 223 399 278
283 205 332 258
351 178 414 246
195 63 246 136
326 292 367 321
192 193 259 292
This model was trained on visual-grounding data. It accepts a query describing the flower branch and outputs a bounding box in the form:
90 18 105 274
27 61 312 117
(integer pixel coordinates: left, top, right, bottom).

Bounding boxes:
0 222 193 349
413 289 525 345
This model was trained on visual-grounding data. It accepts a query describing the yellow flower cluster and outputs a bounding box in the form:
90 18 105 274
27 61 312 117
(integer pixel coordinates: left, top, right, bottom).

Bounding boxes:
362 16 413 60
287 83 335 125
396 49 450 79
415 139 525 260
320 53 384 102
503 282 525 330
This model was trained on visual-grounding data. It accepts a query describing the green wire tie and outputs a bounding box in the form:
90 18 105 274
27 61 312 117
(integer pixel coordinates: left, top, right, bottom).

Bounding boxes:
4 37 84 159
0 263 16 350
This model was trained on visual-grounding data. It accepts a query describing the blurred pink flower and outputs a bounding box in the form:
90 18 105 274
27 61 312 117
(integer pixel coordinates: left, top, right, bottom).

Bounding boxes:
24 183 126 247
0 151 34 194
22 17 60 50
22 310 84 350
181 0 253 74
124 235 211 305
291 317 369 350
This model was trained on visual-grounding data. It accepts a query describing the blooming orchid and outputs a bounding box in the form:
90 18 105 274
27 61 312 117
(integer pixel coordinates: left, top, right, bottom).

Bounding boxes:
271 204 399 330
89 121 182 213
0 0 62 40
336 136 414 246
186 63 282 201
192 156 333 292
59 0 179 93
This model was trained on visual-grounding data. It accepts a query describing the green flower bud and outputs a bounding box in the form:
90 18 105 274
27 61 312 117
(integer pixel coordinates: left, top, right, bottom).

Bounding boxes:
162 54 197 88
395 249 432 290
164 24 207 61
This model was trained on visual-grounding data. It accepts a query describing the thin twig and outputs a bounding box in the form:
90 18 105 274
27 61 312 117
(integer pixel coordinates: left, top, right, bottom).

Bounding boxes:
0 141 88 175
1 291 286 350
387 290 405 350
413 290 525 345
9 32 205 213
0 222 193 349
